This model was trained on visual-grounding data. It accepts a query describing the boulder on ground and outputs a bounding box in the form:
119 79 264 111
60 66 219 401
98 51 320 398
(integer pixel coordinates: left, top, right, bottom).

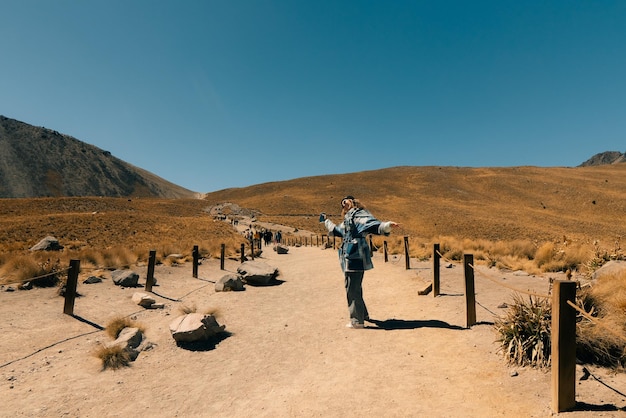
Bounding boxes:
169 313 225 343
132 292 156 308
273 244 289 254
215 274 245 292
112 270 139 287
237 261 279 285
105 327 152 361
30 236 64 251
592 260 626 281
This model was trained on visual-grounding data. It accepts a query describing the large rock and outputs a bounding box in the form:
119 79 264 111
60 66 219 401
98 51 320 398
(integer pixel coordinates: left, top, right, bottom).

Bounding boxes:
592 260 626 281
237 261 279 285
169 313 225 343
132 292 156 308
105 327 152 361
273 244 289 254
112 270 139 287
215 274 245 292
30 236 64 251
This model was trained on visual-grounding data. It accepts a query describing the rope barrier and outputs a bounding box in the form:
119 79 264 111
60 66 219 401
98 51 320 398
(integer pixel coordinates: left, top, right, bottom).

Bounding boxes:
468 263 551 299
0 259 216 369
0 266 72 287
566 300 626 344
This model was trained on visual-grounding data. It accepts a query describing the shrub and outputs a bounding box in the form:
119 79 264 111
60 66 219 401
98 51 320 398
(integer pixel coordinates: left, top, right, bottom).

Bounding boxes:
494 294 551 368
94 344 131 371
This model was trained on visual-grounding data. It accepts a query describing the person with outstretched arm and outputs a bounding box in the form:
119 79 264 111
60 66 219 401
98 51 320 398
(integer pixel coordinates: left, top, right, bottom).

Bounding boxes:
320 196 399 329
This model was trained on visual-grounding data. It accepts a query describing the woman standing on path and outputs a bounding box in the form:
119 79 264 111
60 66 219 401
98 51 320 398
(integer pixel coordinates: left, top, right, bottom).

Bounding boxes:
321 196 399 329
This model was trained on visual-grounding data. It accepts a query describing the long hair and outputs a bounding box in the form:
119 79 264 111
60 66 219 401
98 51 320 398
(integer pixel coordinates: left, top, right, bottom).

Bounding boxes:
342 198 365 217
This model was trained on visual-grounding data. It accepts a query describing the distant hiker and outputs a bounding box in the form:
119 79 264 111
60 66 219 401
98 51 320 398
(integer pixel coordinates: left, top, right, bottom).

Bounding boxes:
264 230 273 246
321 196 399 329
275 230 282 244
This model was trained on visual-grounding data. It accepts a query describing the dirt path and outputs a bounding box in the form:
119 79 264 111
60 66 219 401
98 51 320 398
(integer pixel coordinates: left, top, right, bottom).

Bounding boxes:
1 244 625 417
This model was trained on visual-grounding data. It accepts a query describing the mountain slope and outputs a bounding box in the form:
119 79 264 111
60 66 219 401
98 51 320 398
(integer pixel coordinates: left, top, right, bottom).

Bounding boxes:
579 151 626 166
203 165 626 244
0 115 196 198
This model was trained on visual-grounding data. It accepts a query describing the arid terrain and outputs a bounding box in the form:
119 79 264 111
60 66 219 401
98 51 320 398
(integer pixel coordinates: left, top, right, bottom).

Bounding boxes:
2 239 626 417
1 163 626 416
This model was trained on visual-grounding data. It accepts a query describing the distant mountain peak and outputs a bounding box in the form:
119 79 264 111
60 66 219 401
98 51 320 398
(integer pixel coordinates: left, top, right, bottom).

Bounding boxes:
0 115 196 198
579 151 626 167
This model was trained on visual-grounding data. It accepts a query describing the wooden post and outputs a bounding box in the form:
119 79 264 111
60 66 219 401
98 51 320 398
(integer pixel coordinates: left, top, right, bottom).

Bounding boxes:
241 243 245 263
220 244 225 270
463 254 476 328
316 235 319 246
551 280 577 413
384 241 388 262
63 259 80 315
433 243 440 297
404 236 410 270
192 245 199 278
145 250 156 292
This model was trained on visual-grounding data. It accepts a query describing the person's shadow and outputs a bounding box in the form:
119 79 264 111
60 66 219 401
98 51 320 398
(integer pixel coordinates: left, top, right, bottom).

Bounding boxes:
367 318 464 330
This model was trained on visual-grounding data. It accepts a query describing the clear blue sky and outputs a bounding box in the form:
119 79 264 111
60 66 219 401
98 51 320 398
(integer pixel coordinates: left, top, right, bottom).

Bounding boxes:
2 1 625 193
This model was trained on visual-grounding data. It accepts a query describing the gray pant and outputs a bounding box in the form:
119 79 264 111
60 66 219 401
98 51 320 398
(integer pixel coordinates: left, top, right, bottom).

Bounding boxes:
345 271 369 325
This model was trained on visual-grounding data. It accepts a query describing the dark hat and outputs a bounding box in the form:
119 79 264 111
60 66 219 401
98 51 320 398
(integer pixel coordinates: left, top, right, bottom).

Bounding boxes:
341 195 355 206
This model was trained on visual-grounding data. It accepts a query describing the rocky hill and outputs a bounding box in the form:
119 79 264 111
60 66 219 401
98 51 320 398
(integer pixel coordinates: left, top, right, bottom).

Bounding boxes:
579 151 626 166
0 115 197 198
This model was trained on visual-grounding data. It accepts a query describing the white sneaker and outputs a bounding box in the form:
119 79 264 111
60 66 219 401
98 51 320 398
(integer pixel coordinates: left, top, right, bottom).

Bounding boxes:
346 322 364 329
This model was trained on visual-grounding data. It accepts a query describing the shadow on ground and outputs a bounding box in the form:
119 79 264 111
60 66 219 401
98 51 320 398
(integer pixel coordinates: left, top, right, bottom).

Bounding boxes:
176 332 232 351
367 318 465 330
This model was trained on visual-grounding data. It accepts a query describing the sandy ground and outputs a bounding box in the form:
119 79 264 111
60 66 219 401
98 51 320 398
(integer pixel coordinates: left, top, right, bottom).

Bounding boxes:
1 241 626 417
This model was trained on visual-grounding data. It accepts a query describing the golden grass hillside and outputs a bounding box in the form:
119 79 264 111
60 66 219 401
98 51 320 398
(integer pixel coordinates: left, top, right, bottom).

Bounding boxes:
2 165 625 283
203 165 626 273
0 197 247 283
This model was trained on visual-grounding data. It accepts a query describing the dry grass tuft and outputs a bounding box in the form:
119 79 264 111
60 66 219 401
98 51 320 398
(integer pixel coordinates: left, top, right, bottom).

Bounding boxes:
178 304 197 315
576 270 626 368
0 255 62 287
494 294 552 368
105 317 145 340
93 344 132 371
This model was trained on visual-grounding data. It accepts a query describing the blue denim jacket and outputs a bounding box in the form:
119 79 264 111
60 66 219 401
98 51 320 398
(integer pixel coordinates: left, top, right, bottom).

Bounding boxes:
324 208 391 272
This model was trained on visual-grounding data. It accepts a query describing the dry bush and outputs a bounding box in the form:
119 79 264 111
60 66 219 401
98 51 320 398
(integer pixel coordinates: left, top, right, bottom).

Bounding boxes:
494 294 552 368
576 270 626 368
178 304 197 315
93 344 131 371
204 307 221 319
584 238 626 276
100 246 137 270
0 254 62 286
105 317 145 339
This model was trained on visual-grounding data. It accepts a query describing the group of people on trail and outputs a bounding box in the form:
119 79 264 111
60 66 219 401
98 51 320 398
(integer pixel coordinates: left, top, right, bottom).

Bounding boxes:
243 228 282 247
321 195 399 329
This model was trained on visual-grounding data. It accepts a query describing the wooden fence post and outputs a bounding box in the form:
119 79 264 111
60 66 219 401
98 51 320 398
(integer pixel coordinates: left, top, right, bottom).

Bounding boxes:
192 245 199 278
63 259 80 315
384 241 388 262
220 244 225 270
463 254 476 328
404 236 410 270
433 243 440 297
551 280 577 413
145 250 156 292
